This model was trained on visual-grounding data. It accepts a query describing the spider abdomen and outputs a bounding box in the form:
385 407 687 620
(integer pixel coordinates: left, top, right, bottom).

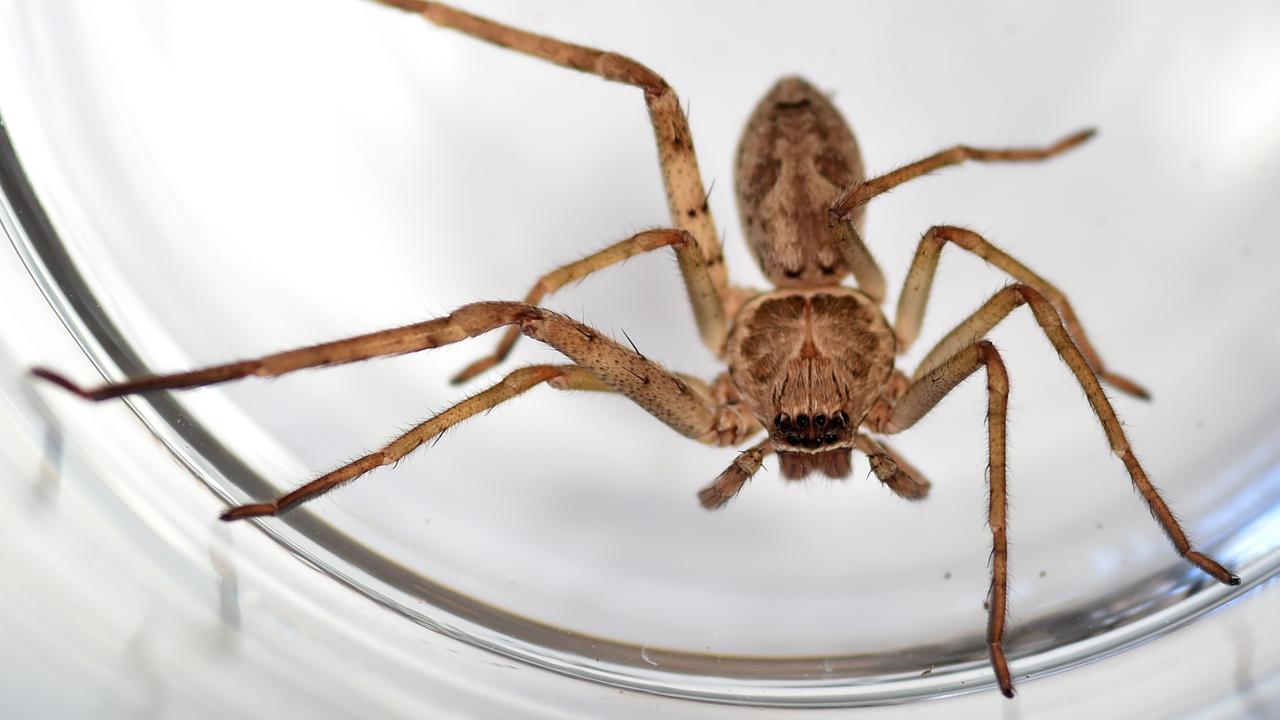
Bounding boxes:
735 76 866 288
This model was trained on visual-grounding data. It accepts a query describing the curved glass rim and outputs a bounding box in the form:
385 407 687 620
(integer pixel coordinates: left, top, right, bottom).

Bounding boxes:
4 107 1278 707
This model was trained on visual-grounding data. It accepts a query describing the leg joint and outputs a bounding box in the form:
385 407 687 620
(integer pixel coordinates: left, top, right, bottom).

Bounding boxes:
1008 283 1049 306
928 224 975 248
637 227 691 251
598 52 668 95
1005 285 1063 329
976 341 1010 394
502 364 565 389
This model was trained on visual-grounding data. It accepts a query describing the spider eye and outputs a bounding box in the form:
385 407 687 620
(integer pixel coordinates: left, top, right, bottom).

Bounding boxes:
832 410 849 428
795 414 809 429
786 433 800 445
823 433 838 444
814 414 827 427
778 414 792 431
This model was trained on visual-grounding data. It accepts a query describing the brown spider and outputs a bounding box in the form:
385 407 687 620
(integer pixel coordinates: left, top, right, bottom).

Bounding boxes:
32 0 1239 698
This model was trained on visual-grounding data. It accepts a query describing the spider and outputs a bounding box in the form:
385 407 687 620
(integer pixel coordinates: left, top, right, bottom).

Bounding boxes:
32 0 1239 699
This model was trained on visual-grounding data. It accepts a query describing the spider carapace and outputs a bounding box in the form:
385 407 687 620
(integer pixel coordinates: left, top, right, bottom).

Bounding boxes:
33 0 1238 699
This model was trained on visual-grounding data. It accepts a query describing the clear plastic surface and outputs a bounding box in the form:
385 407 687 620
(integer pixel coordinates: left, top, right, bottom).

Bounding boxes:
3 1 1280 717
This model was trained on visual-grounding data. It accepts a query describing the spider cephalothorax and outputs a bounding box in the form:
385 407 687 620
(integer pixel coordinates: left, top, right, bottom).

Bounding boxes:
724 288 895 480
33 0 1239 699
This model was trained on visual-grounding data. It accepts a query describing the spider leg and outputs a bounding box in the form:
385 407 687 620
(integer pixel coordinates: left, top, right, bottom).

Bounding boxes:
32 302 554 400
829 128 1095 220
452 229 717 384
897 225 1148 399
697 438 773 510
222 363 597 520
829 220 887 303
891 284 1239 585
36 301 759 443
369 0 730 354
220 357 756 520
30 312 499 401
884 277 1244 693
854 434 930 500
877 341 1014 695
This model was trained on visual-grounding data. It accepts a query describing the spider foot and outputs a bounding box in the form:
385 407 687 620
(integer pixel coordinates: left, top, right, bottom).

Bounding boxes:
1101 370 1151 401
221 502 280 522
1186 550 1241 586
30 367 99 400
